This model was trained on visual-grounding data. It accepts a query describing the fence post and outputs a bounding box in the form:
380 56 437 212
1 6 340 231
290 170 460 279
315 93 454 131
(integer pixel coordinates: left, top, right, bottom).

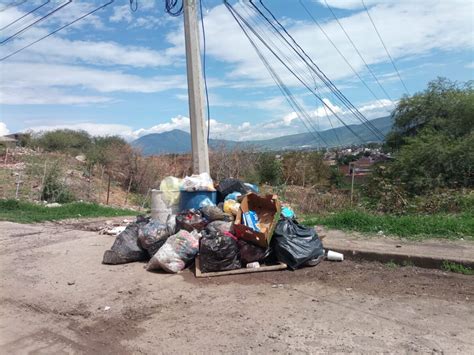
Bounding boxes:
350 162 355 207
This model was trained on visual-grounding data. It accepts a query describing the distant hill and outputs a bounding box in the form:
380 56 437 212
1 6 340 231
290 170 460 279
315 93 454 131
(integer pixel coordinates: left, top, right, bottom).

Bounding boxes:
132 116 393 155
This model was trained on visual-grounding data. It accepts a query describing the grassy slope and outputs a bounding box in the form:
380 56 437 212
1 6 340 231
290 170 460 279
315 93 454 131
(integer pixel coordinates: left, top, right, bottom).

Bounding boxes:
304 210 474 241
0 199 137 223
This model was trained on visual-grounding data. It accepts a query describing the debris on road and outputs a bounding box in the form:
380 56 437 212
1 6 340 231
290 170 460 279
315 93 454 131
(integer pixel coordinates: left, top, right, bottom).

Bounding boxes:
102 175 332 277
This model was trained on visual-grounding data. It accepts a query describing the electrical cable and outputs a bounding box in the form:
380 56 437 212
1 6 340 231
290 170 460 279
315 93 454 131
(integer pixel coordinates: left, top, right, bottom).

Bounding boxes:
225 1 363 144
252 0 384 140
0 0 28 13
361 0 410 95
1 0 72 45
0 0 50 32
257 0 386 140
239 3 332 147
314 80 342 147
199 0 211 143
0 0 115 62
299 0 386 109
129 0 138 12
255 0 384 140
165 0 183 16
323 0 393 102
226 2 328 148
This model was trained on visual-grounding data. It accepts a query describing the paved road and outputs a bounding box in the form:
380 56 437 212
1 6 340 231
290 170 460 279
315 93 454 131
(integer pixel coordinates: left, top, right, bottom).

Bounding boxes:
0 221 473 354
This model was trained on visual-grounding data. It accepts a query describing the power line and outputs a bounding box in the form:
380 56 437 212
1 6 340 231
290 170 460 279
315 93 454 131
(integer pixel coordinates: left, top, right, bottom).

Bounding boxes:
253 0 385 140
0 0 51 32
240 2 349 147
361 0 410 95
299 0 386 109
254 0 383 139
198 0 211 143
165 0 183 17
323 0 393 102
0 1 115 62
225 1 329 148
129 0 138 12
1 0 72 45
238 3 331 146
226 1 366 144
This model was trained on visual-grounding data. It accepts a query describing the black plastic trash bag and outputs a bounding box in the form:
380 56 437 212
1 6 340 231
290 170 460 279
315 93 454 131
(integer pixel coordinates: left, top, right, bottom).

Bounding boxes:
102 223 148 265
271 218 324 270
137 220 171 257
237 239 268 265
200 231 241 272
201 205 233 222
205 220 233 235
176 210 208 232
217 178 250 202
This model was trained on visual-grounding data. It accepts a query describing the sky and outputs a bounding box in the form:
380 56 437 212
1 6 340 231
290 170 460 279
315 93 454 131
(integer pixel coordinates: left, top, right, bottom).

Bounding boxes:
0 0 473 141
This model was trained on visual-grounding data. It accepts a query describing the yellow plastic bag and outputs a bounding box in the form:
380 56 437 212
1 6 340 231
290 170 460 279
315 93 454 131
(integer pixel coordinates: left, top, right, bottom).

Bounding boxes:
224 199 240 216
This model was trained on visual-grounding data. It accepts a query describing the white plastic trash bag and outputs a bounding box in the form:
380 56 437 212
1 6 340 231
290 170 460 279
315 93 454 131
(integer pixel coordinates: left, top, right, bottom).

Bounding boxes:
181 172 215 192
160 176 182 206
146 230 200 273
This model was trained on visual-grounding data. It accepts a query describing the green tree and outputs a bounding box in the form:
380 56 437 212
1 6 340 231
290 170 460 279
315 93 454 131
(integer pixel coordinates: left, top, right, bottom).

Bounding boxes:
257 152 283 185
386 77 473 150
381 77 474 194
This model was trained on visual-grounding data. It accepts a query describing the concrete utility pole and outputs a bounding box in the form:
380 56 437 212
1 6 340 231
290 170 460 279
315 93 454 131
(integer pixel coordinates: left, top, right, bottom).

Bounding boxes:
183 0 210 174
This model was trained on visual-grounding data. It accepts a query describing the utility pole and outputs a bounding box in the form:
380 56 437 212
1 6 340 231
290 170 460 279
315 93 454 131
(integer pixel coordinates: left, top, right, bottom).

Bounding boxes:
183 0 210 174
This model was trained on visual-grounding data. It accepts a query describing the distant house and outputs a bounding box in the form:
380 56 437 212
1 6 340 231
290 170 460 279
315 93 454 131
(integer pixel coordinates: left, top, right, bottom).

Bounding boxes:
0 136 17 149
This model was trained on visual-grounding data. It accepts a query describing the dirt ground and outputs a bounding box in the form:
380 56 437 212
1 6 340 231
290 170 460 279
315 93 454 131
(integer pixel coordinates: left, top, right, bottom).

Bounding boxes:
1 221 473 354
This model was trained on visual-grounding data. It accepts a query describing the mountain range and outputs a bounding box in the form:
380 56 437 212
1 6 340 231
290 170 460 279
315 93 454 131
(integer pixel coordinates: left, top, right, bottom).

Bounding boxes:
132 115 393 155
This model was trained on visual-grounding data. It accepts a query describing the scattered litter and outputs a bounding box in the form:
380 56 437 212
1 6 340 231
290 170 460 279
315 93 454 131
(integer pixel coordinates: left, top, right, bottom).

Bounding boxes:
103 226 127 236
326 250 344 261
45 202 61 208
281 206 295 219
246 262 260 269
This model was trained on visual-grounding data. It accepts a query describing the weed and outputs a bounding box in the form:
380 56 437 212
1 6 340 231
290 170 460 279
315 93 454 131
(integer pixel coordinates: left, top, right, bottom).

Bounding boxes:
303 210 474 240
385 260 398 268
441 261 474 275
0 199 137 223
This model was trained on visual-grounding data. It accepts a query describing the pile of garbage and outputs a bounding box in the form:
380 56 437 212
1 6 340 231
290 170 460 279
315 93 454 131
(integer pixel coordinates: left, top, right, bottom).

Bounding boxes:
102 173 342 275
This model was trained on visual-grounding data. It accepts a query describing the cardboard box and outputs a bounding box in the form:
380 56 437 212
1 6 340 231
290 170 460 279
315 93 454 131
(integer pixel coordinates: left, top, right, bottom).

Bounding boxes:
233 193 281 248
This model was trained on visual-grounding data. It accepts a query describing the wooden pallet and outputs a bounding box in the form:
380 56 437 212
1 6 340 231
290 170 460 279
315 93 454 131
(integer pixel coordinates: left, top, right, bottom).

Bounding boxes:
194 256 287 278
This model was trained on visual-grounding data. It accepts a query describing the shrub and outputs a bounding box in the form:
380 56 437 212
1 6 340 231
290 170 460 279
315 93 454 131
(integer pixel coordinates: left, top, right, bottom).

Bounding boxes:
41 161 75 203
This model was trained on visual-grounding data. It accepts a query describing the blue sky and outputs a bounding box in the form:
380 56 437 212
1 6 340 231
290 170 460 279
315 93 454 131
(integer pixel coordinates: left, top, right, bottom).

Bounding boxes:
0 0 473 141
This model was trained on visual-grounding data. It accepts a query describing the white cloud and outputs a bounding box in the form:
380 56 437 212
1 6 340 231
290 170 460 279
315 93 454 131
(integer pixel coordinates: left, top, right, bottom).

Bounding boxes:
2 35 173 67
110 5 133 23
21 94 394 142
1 62 186 101
0 87 113 105
314 0 379 10
0 122 10 136
174 0 474 90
